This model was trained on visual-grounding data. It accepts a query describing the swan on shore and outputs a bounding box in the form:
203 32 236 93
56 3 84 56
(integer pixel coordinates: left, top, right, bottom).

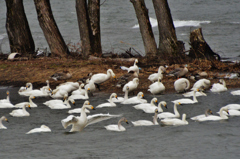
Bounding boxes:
174 78 190 93
0 116 9 129
96 93 118 108
148 66 165 83
197 107 229 122
128 59 139 75
15 96 37 108
157 102 181 119
26 125 51 134
210 79 227 93
9 103 31 117
104 117 129 131
91 69 116 90
131 109 159 126
192 79 211 90
148 77 165 95
191 109 213 121
122 78 139 93
160 113 188 126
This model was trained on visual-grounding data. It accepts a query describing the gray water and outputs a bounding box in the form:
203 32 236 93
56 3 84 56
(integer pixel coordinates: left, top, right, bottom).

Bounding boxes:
0 0 240 60
0 86 240 159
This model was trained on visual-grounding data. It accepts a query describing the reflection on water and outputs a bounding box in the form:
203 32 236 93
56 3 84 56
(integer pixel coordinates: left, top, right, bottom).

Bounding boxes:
0 86 240 158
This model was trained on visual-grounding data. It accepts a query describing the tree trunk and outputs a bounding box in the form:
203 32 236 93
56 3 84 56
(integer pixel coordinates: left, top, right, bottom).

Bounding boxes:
189 28 221 61
88 0 102 56
5 0 35 56
152 0 179 56
130 0 157 57
34 0 69 58
76 0 92 59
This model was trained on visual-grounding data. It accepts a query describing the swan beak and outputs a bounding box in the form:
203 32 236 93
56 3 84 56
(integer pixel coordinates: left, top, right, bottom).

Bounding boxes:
210 110 213 114
155 100 158 105
73 102 75 105
87 88 90 91
178 102 182 105
32 96 35 99
115 95 118 99
164 104 168 109
91 106 95 110
142 94 145 99
226 110 229 114
5 118 9 122
28 105 31 109
125 120 129 124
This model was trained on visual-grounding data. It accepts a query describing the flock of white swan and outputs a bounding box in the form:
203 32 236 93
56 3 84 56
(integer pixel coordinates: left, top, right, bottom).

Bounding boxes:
0 59 240 134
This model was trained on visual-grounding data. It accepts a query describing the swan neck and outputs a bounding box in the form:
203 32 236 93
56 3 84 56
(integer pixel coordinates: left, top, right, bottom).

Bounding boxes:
158 103 163 112
185 80 190 90
153 112 158 124
173 103 180 116
124 90 129 100
193 90 198 102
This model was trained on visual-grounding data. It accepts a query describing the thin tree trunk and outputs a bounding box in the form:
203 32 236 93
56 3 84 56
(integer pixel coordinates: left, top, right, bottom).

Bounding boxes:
76 0 92 59
130 0 157 57
34 0 69 58
88 0 102 56
152 0 179 55
5 0 35 56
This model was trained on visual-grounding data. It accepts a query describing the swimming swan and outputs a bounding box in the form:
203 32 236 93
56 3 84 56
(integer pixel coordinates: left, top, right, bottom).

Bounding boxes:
142 101 167 114
148 77 165 95
157 102 181 119
160 113 188 126
62 105 121 132
71 83 85 95
9 103 31 117
148 66 165 83
0 91 11 103
26 125 51 134
133 97 158 111
121 91 147 104
210 79 227 93
174 78 190 93
0 116 9 129
104 117 129 131
109 86 129 103
230 90 240 95
197 107 229 122
172 88 199 104
190 109 213 121
122 78 139 93
44 95 75 109
131 109 159 126
68 100 91 114
96 93 118 108
69 87 90 100
15 96 37 108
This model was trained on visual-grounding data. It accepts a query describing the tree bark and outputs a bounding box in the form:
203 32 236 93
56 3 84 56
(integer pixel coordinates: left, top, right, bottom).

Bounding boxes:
88 0 102 56
189 28 221 61
5 0 35 56
76 0 92 59
34 0 69 58
152 0 179 56
130 0 157 57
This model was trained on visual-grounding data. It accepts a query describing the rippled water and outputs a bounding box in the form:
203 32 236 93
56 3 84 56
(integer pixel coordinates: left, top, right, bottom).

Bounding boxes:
0 0 240 60
0 86 240 159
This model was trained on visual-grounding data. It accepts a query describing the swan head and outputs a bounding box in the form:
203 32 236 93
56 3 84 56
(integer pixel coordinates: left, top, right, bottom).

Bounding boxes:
6 91 9 95
159 101 167 109
111 93 118 99
133 78 139 84
80 83 85 88
86 105 95 110
1 116 9 122
24 104 31 109
70 99 75 105
30 96 35 99
155 108 159 113
151 98 158 105
83 100 90 106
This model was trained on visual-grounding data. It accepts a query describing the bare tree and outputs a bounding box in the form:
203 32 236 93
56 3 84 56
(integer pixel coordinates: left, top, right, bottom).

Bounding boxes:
76 0 92 59
34 0 70 58
88 0 102 56
152 0 179 56
5 0 35 56
130 0 158 57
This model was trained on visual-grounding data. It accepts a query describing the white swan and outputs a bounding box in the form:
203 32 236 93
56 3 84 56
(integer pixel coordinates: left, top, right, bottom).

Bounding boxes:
192 79 211 90
71 83 85 95
157 102 181 119
230 90 240 95
182 89 207 97
50 87 68 99
109 86 129 103
218 108 240 117
43 94 68 107
26 125 51 134
40 80 50 92
0 101 15 108
224 104 240 110
18 83 33 95
174 78 190 93
148 77 165 95
167 66 188 78
0 91 11 103
69 87 90 100
131 109 159 126
160 113 188 126
91 69 116 90
44 95 75 109
56 82 79 93
142 101 167 114
84 79 96 94
133 97 158 111
122 78 139 93
148 66 165 83
172 88 199 104
9 103 31 117
121 91 147 104
15 96 37 108
68 101 91 114
62 105 121 132
128 59 139 75
104 117 129 131
116 71 138 88
210 79 227 93
0 116 9 129
190 109 213 121
197 107 229 122
96 93 118 108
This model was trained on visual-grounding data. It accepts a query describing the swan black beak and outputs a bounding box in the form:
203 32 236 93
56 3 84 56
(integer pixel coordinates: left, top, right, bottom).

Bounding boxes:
5 119 9 122
165 105 168 109
126 120 129 124
91 106 95 110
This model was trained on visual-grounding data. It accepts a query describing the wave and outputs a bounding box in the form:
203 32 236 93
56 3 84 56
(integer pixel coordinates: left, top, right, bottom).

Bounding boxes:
132 17 211 28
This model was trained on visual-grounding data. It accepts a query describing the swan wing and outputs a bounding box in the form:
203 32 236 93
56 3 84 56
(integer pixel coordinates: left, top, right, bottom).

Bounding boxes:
61 115 78 129
86 114 122 127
